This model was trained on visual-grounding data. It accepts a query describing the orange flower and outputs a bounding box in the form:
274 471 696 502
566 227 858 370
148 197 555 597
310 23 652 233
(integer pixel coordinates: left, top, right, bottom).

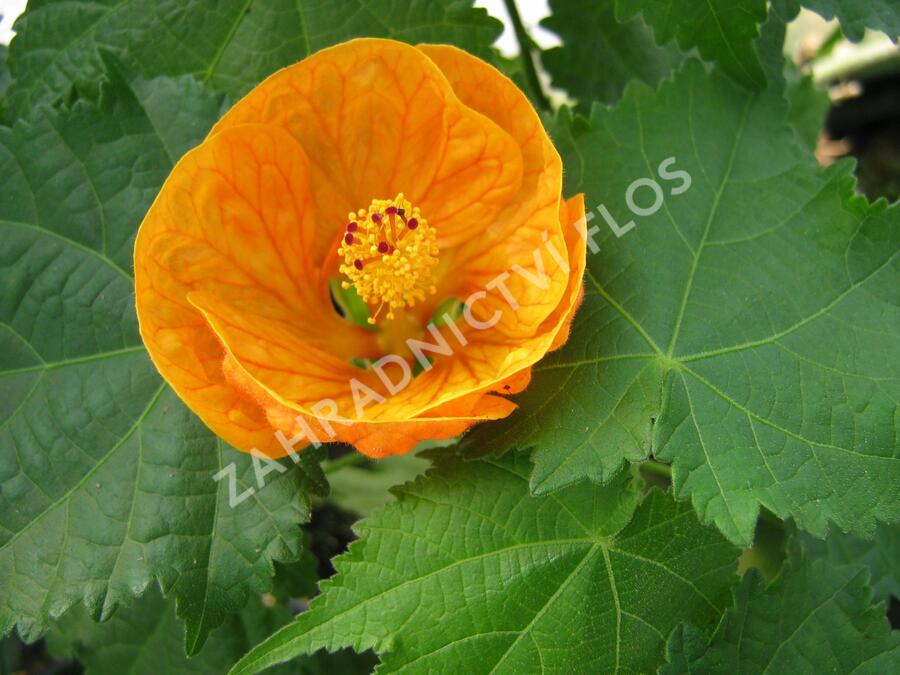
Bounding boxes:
134 39 586 459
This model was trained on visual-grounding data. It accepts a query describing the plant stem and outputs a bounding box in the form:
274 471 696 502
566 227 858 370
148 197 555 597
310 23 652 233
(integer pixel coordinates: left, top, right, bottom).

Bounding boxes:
322 452 368 474
502 0 551 111
640 459 672 479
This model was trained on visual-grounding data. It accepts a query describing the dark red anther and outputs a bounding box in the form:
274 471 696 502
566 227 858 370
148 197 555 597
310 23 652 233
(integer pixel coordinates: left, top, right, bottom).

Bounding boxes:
344 233 355 244
407 218 419 230
354 259 364 270
346 222 358 232
377 241 390 254
372 213 383 223
385 206 398 215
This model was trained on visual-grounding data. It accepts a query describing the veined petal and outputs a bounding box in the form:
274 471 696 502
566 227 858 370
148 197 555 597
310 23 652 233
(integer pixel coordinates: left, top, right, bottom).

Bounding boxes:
212 38 523 259
366 193 586 423
418 43 569 335
135 39 587 460
135 123 376 455
219 344 515 459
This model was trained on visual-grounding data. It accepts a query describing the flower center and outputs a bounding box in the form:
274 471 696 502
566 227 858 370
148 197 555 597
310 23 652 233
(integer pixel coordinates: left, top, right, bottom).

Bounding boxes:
338 193 439 325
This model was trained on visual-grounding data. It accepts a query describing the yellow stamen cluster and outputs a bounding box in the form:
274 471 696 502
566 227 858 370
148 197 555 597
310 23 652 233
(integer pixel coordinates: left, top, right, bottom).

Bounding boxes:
338 193 439 324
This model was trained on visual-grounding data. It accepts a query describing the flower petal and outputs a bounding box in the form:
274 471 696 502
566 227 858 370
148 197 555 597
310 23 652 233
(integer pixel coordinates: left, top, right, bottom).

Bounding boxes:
418 43 570 334
220 343 515 459
212 38 523 256
549 194 588 350
135 123 376 455
136 41 587 460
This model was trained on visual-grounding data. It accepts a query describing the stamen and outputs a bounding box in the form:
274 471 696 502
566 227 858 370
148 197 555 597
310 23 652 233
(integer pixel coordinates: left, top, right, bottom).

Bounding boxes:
337 193 439 325
368 301 386 325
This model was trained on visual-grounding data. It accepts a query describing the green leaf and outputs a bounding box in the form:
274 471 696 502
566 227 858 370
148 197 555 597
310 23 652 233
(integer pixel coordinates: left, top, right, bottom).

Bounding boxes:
0 65 325 653
125 65 229 162
47 585 377 675
0 46 10 101
48 587 292 674
616 0 769 89
662 541 900 674
1 0 502 122
751 7 829 150
795 522 900 602
272 551 321 602
229 453 739 674
773 0 900 42
465 20 900 546
325 454 429 517
541 0 683 110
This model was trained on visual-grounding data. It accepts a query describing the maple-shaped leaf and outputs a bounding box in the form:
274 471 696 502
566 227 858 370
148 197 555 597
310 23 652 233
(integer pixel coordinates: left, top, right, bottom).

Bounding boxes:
48 588 295 675
47 584 377 675
229 453 739 674
663 541 900 673
616 0 769 89
464 19 900 546
795 523 900 602
540 0 683 110
773 0 900 42
0 63 325 653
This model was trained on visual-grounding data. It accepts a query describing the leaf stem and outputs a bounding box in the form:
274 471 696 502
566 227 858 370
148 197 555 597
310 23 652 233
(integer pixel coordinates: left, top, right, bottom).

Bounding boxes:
502 0 551 111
